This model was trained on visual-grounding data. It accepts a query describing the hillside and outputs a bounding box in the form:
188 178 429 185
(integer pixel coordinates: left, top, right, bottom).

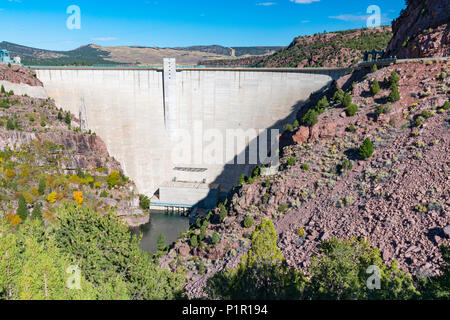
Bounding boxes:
200 26 393 68
386 0 450 58
0 64 149 227
0 64 185 300
162 58 450 299
0 42 282 66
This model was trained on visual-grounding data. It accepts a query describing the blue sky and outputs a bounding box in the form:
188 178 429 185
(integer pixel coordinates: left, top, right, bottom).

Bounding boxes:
0 0 406 51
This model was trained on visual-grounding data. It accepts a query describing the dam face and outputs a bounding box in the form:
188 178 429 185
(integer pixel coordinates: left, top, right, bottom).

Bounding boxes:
33 63 348 207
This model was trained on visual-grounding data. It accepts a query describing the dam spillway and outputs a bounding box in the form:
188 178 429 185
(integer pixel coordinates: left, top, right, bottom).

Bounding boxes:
32 62 348 207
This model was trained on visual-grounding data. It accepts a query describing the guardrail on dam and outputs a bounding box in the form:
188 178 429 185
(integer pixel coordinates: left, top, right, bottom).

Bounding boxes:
32 61 349 208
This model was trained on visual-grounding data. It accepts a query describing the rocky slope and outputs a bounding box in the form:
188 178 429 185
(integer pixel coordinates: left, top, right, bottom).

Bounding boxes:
163 58 449 299
200 27 392 68
0 64 147 227
386 0 450 58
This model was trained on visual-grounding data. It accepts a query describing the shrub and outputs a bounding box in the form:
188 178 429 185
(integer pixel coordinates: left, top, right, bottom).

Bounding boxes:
0 85 5 94
238 174 246 186
190 235 198 248
370 79 380 95
58 112 63 120
333 89 345 103
315 96 329 114
100 190 108 198
338 159 353 174
47 192 58 203
6 118 15 131
388 71 400 87
243 217 254 229
107 171 120 189
359 138 374 159
287 157 297 167
301 163 310 171
443 101 450 110
283 123 294 132
139 194 151 210
32 202 42 220
218 203 227 223
157 233 167 252
421 110 433 119
64 112 71 125
38 178 46 195
211 232 220 245
389 84 401 102
371 64 378 72
17 195 29 222
301 109 318 127
40 121 46 127
343 93 352 108
347 124 356 132
346 104 359 117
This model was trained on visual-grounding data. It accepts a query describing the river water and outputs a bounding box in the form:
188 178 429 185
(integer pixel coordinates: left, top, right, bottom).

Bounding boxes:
132 211 190 253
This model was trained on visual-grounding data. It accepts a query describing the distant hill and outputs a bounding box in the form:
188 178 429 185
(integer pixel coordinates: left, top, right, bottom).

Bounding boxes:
200 26 393 68
0 42 283 66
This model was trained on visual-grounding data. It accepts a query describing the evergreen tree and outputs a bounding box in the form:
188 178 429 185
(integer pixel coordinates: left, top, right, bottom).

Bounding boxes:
371 79 380 95
359 138 374 159
38 178 46 196
6 118 15 131
343 93 353 108
32 203 42 220
389 84 401 102
301 109 318 127
157 233 167 252
64 112 71 125
17 195 29 222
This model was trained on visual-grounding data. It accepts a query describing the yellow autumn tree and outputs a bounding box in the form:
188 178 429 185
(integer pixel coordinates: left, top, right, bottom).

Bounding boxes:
73 191 84 205
47 192 57 204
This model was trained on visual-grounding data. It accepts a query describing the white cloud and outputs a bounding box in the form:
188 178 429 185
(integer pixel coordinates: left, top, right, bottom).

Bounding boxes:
257 2 277 6
290 0 320 4
91 37 117 41
329 14 369 21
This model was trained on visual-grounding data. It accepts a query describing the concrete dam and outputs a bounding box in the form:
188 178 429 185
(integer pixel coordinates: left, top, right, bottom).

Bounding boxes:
33 60 348 208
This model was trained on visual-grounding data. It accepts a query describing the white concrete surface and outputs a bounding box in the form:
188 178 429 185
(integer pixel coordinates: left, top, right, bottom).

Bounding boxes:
33 66 347 199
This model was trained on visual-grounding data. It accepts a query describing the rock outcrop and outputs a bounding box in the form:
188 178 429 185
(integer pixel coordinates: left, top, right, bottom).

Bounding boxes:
386 0 450 58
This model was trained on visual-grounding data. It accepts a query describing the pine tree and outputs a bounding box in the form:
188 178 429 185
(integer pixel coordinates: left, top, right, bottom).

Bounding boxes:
371 79 380 95
32 203 42 220
17 195 29 222
389 84 401 102
64 112 71 125
359 138 374 159
38 178 46 196
343 93 352 108
157 233 166 252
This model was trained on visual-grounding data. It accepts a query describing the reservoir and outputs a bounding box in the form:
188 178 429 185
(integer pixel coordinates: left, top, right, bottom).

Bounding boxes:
132 211 190 253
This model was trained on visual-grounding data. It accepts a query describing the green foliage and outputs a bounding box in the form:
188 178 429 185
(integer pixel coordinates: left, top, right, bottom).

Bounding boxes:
57 112 63 121
157 233 167 252
307 238 419 300
218 203 228 223
17 194 29 222
107 171 120 189
371 64 378 72
6 118 15 131
206 219 306 300
359 138 374 160
443 101 450 110
0 85 5 94
243 217 254 229
388 71 400 87
31 202 42 220
238 173 246 186
64 112 71 125
338 158 353 175
301 109 318 127
211 232 220 246
346 104 359 117
343 93 352 108
315 96 329 114
388 84 401 102
286 157 297 167
333 89 345 103
301 163 310 171
190 235 198 248
370 79 380 95
347 124 356 132
53 205 185 300
283 123 294 132
139 194 151 210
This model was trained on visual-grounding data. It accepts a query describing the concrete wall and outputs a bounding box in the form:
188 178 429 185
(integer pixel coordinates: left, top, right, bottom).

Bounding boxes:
33 66 347 199
0 80 48 99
